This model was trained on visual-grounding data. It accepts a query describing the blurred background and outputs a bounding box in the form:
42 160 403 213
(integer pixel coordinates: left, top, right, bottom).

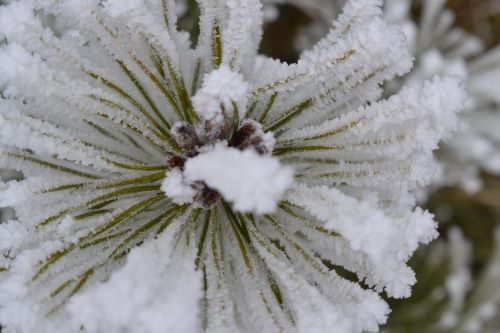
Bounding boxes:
261 0 500 61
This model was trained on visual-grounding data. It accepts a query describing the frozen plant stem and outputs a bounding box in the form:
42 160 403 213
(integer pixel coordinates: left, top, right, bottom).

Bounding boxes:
0 0 464 332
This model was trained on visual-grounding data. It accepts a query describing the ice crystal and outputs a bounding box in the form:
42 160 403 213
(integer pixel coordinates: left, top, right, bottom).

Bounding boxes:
0 0 464 332
289 0 500 193
384 0 500 193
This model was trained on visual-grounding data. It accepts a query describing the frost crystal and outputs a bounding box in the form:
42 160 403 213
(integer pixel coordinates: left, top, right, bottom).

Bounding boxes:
288 0 500 193
384 0 500 193
0 0 465 332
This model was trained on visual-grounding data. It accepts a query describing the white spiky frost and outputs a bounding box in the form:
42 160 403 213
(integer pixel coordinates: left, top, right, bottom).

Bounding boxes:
384 0 500 193
68 221 203 333
0 0 465 332
288 0 500 194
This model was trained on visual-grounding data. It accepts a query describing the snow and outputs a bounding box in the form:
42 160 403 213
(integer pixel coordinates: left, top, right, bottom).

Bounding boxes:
161 168 197 205
192 66 249 123
0 0 470 331
69 223 203 333
162 144 294 214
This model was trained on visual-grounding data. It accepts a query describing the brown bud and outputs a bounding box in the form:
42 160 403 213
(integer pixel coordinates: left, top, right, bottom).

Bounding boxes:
172 123 200 156
232 122 257 148
167 155 185 169
198 187 221 209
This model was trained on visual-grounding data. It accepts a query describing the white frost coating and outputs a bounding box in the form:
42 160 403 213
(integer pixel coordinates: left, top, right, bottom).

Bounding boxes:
181 145 293 214
383 0 500 194
0 102 112 170
288 184 438 298
0 44 42 91
192 66 249 123
291 186 397 263
0 0 467 331
0 220 29 251
103 0 145 17
222 0 263 72
69 224 202 333
0 1 36 41
288 0 497 196
161 168 197 205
